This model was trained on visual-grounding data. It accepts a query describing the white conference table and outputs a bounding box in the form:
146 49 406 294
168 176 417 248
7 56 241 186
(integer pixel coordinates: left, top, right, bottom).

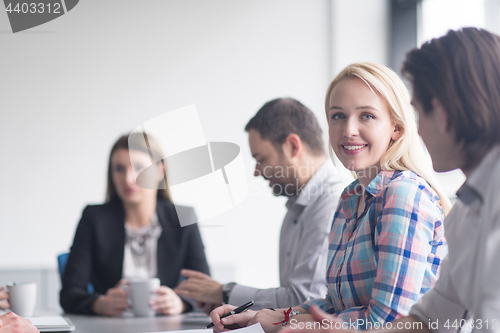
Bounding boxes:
64 312 212 333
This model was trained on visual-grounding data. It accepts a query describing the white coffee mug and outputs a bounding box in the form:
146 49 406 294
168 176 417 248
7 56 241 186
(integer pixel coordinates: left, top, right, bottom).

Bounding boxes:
7 282 37 317
129 278 160 317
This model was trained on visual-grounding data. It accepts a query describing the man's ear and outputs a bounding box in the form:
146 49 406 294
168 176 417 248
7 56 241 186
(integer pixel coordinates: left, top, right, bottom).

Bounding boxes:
431 98 449 133
282 133 303 158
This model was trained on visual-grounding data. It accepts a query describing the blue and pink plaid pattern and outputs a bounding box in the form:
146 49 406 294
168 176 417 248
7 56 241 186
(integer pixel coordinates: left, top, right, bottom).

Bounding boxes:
303 170 447 328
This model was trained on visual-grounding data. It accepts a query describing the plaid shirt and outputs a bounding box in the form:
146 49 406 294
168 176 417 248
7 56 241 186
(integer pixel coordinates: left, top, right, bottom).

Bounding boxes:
303 170 447 328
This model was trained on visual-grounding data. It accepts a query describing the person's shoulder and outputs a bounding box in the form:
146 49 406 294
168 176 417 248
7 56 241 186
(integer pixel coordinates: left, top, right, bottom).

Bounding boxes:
82 202 118 215
320 162 352 186
156 198 175 211
156 199 193 216
172 204 196 220
78 202 122 228
312 166 352 200
383 170 439 203
385 170 427 187
301 173 351 223
156 200 198 229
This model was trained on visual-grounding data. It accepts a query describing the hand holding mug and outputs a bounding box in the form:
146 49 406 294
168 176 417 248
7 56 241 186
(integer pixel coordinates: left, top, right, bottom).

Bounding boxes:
0 287 9 310
150 286 184 315
91 280 128 317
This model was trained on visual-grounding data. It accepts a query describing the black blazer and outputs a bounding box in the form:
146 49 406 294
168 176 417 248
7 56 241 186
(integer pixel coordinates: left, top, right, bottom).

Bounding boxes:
60 199 210 314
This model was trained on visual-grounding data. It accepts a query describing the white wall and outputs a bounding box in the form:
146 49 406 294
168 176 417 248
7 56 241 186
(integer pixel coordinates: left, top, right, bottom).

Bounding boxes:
329 0 390 76
0 0 335 291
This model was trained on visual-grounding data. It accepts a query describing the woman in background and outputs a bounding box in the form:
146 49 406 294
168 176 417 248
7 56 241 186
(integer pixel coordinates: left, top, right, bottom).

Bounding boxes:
60 133 210 316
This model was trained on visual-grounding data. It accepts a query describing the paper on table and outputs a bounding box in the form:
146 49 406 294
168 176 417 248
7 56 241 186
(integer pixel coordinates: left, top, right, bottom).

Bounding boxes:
24 316 69 325
145 329 213 333
222 323 265 333
145 322 265 333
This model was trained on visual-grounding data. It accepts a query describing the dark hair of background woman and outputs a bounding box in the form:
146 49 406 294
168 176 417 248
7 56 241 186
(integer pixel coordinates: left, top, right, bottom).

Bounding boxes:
105 133 172 203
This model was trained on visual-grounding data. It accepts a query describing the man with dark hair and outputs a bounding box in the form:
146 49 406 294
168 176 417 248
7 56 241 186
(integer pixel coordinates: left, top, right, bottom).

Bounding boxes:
275 28 500 333
176 98 350 311
245 98 325 156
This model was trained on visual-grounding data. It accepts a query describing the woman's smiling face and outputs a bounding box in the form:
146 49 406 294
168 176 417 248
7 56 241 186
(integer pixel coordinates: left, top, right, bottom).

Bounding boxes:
328 77 400 177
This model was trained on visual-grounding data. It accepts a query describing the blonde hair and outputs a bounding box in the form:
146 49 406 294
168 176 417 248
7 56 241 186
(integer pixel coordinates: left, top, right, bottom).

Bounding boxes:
325 62 451 215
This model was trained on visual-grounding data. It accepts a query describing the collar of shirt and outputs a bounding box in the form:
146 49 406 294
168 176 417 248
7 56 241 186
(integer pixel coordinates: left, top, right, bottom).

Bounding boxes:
339 170 399 217
341 170 399 200
286 161 338 209
456 145 500 206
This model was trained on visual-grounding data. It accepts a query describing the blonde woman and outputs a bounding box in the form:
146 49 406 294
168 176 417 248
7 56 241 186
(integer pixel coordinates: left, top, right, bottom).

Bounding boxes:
209 63 450 332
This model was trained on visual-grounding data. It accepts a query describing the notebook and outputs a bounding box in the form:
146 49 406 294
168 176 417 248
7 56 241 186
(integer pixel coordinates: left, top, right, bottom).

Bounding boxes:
24 316 75 332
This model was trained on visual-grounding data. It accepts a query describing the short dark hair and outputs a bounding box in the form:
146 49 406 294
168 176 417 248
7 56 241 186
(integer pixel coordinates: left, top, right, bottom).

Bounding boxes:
402 27 500 169
244 98 325 156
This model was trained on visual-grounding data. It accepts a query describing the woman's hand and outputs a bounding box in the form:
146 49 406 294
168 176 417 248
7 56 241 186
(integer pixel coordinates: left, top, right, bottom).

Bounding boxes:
248 309 288 333
150 286 185 315
281 306 347 333
0 287 9 310
91 280 129 317
210 304 257 332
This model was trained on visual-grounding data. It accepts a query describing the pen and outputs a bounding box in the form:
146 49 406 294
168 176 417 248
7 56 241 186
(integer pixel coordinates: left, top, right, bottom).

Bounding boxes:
206 300 255 328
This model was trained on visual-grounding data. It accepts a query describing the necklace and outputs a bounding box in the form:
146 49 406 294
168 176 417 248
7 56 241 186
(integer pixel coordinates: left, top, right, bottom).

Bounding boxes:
125 214 162 255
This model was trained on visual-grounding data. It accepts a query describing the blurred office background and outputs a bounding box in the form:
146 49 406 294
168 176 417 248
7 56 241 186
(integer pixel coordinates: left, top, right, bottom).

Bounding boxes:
0 0 497 312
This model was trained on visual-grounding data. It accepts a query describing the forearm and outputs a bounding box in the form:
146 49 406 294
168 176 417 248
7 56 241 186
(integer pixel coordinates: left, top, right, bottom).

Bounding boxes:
180 297 194 313
301 297 336 314
264 307 311 331
61 288 100 314
60 261 99 314
229 284 319 310
62 209 97 314
294 306 307 314
288 314 314 326
272 306 307 313
91 295 106 315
